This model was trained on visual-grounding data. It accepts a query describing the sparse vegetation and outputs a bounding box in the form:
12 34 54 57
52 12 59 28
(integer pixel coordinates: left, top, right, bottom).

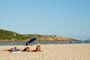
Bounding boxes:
0 29 78 42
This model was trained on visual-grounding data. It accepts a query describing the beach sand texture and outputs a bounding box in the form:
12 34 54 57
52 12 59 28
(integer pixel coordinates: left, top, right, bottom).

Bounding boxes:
0 44 90 60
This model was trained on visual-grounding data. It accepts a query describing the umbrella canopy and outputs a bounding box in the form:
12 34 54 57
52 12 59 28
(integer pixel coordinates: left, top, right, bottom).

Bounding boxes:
27 38 36 44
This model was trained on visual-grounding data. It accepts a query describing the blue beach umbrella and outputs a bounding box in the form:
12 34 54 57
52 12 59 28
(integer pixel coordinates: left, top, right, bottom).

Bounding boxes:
27 38 36 44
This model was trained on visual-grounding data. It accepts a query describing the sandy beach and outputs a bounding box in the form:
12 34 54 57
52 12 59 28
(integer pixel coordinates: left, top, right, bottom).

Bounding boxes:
0 44 90 60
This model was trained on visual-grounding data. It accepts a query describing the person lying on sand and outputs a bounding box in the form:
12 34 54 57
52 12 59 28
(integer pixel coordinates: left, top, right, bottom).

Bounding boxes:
5 47 20 52
23 44 42 52
32 43 41 52
23 47 30 52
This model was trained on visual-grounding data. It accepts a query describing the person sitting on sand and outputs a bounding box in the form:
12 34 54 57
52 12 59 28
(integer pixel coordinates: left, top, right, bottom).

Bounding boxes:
32 43 41 52
23 47 30 52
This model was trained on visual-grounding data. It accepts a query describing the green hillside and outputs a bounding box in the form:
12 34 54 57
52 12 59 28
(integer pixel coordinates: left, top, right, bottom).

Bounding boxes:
0 29 29 40
0 29 56 41
0 29 78 42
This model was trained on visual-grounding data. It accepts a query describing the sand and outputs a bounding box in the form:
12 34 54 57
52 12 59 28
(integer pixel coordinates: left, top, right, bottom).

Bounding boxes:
0 44 90 60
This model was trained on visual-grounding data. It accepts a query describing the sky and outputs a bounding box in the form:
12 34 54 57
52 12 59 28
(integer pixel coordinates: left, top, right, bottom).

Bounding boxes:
0 0 90 40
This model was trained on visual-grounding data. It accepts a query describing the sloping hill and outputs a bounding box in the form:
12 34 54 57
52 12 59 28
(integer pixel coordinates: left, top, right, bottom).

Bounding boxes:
0 29 30 40
0 29 78 42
